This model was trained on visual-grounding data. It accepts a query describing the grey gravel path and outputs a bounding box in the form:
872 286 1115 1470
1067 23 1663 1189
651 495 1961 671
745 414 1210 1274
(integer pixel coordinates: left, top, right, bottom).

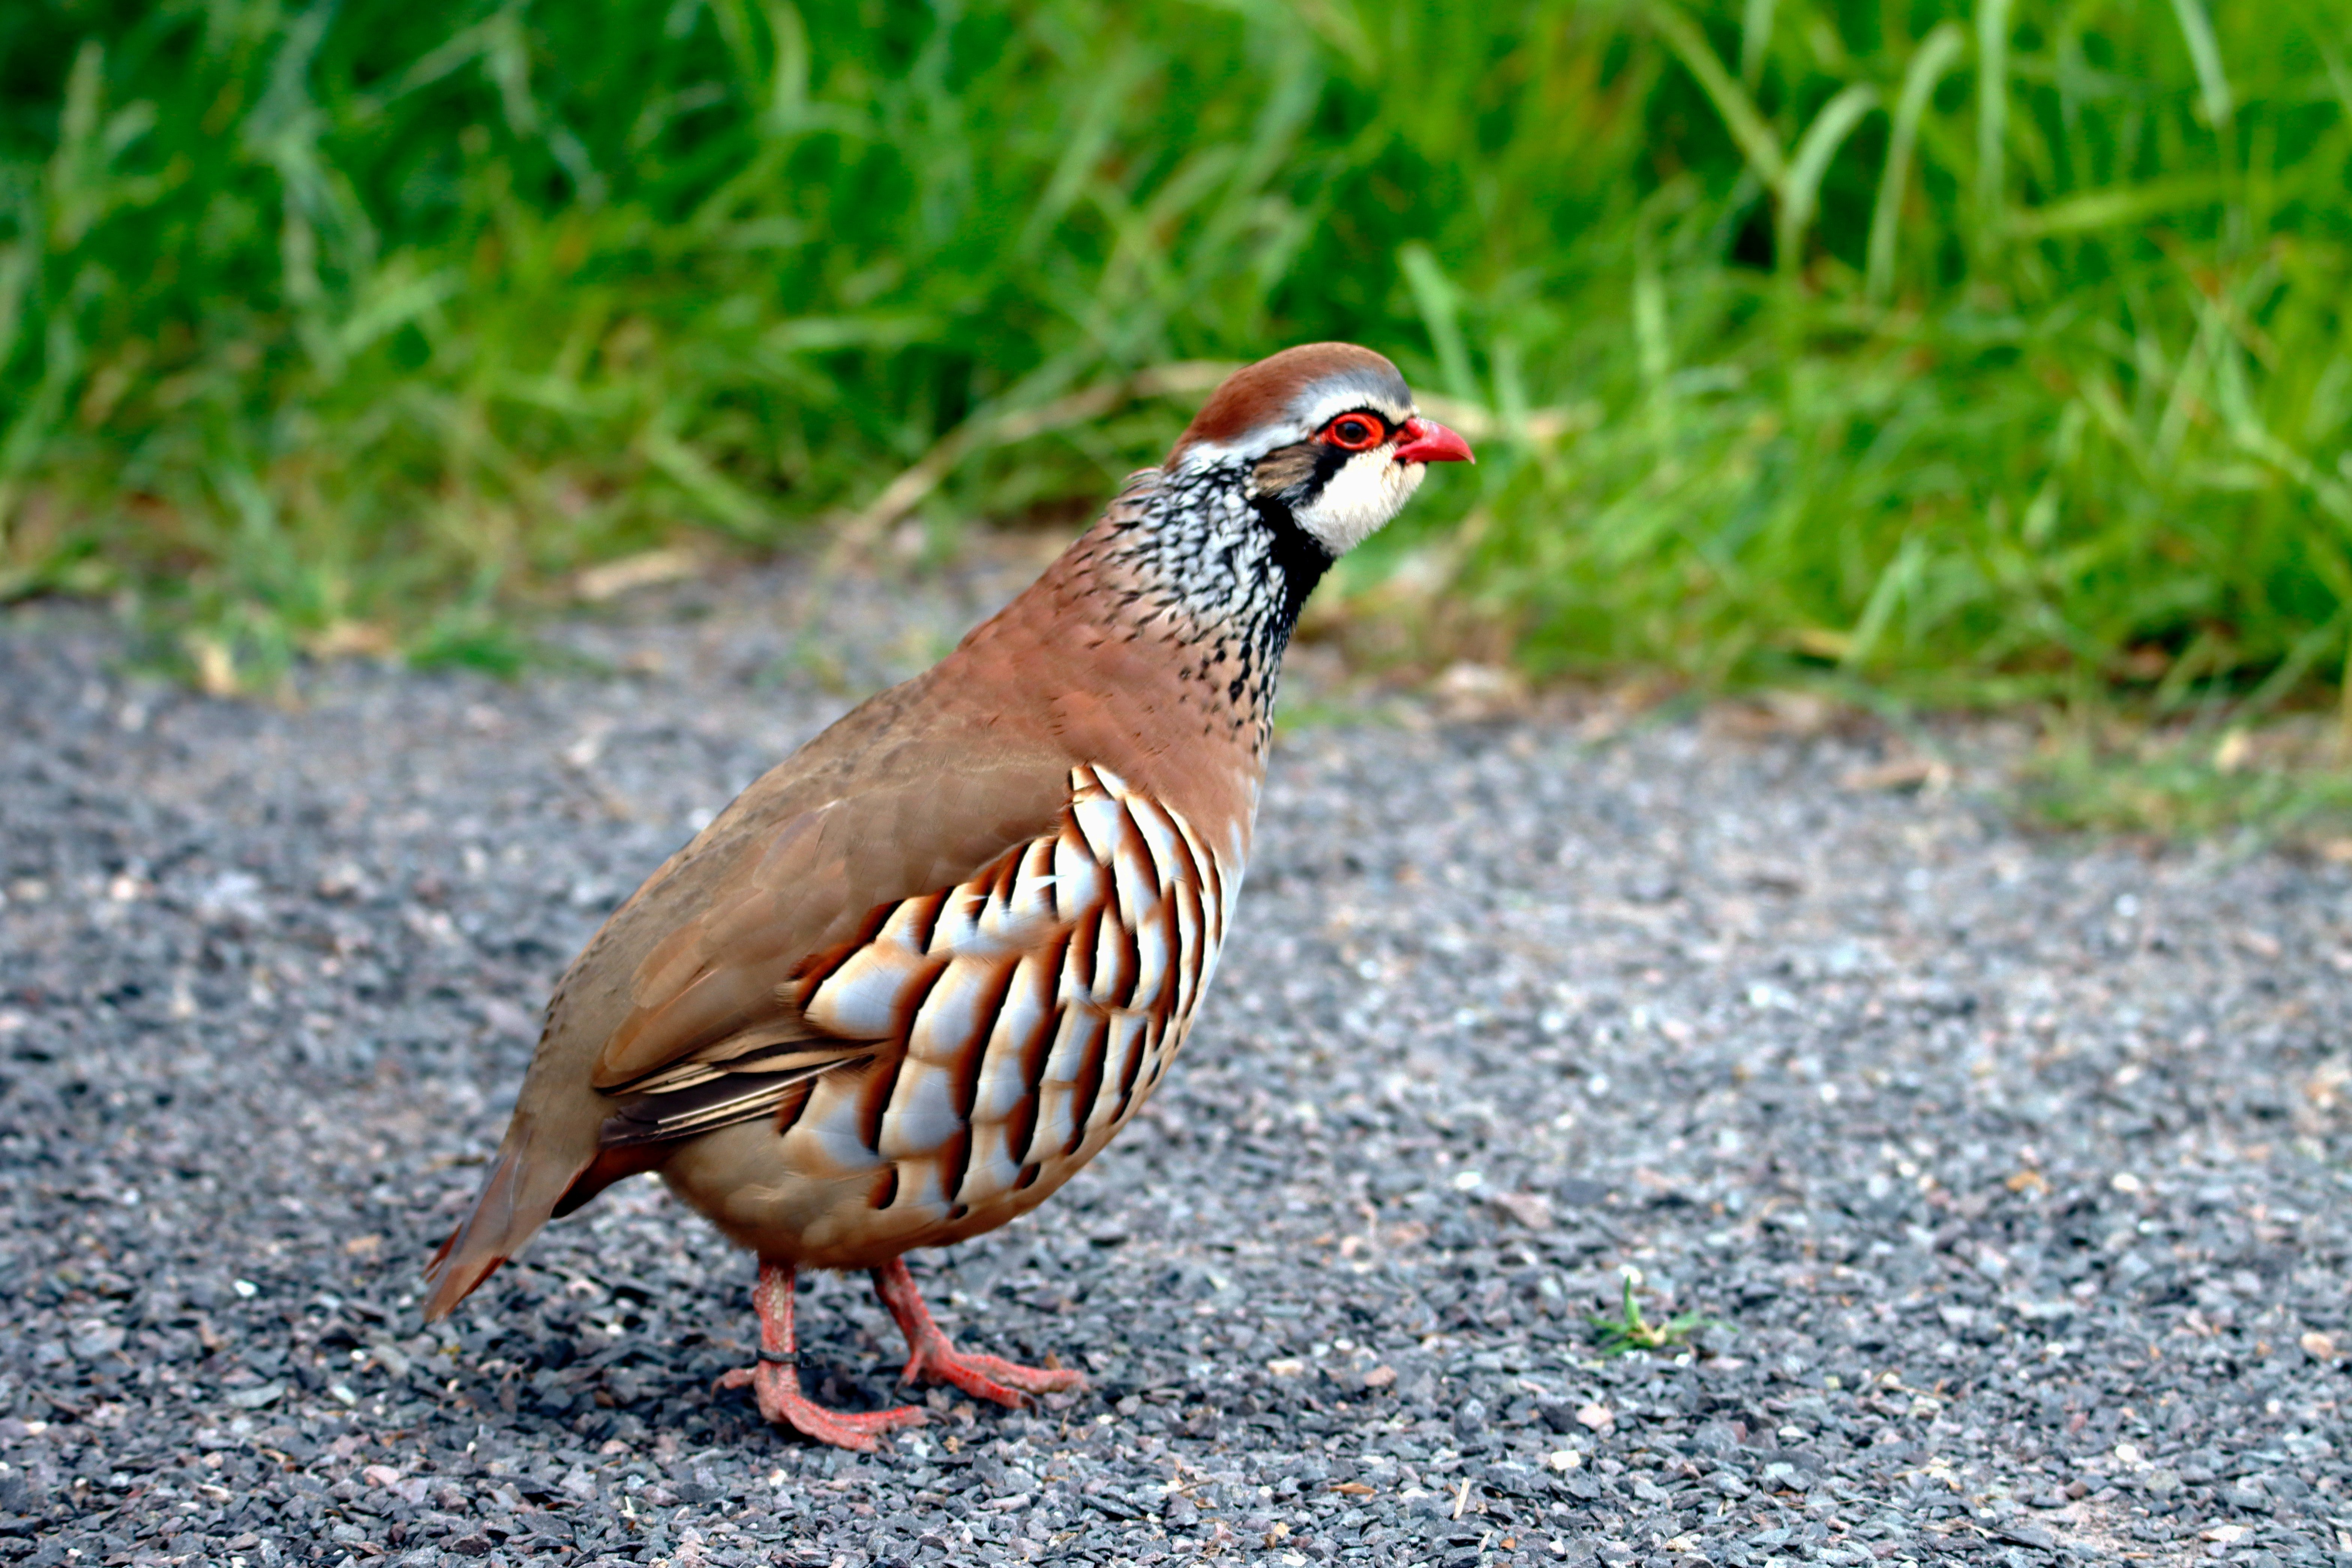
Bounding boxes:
3 555 2349 1568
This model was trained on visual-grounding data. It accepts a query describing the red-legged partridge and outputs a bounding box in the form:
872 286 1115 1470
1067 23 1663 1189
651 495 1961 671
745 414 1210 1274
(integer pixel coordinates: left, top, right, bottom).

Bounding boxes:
423 343 1474 1448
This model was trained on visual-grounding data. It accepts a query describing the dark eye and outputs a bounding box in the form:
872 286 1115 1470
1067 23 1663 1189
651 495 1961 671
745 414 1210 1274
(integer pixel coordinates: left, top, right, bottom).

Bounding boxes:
1325 414 1385 451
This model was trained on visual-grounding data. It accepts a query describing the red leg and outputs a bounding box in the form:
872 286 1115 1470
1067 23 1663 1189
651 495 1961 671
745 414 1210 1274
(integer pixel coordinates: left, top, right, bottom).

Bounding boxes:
870 1257 1087 1409
716 1259 925 1451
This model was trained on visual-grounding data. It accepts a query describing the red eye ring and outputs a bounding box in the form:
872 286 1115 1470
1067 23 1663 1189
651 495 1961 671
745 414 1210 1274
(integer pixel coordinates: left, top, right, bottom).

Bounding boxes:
1323 413 1386 451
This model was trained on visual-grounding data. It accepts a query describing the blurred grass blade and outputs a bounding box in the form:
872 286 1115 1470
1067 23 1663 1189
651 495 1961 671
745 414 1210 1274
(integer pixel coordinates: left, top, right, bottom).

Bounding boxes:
1649 1 1786 192
2321 37 2352 119
642 429 770 538
1738 0 1774 88
2242 611 2350 715
2005 176 2230 239
1776 82 1877 273
2165 0 2233 131
1633 227 1671 402
1289 0 1376 73
1399 243 1477 402
0 320 80 524
1866 23 1964 301
1842 535 1925 670
0 239 30 383
1975 0 2013 236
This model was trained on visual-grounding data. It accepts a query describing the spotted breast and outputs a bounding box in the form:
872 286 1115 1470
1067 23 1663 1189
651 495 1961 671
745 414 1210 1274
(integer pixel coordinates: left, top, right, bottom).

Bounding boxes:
631 764 1233 1268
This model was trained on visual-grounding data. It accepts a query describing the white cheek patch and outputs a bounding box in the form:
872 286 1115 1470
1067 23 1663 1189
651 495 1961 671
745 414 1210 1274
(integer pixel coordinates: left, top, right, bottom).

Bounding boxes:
1293 451 1426 554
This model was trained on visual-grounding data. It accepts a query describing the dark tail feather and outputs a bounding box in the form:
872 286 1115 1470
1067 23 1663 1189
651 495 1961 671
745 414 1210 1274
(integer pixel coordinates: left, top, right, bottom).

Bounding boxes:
552 1141 668 1218
422 1126 589 1321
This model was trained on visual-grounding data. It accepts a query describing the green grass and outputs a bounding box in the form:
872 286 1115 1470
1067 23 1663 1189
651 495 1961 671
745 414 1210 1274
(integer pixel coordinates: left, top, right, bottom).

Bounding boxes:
1587 1273 1725 1358
2 0 2349 713
2021 706 2352 843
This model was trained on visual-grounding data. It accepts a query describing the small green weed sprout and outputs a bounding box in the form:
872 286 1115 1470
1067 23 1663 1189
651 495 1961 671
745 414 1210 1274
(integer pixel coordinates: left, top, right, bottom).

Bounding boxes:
1588 1275 1726 1358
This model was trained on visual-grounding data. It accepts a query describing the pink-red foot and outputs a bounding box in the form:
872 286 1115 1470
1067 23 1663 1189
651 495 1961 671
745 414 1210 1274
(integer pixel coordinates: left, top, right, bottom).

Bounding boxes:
715 1362 924 1452
718 1258 926 1451
870 1257 1086 1410
900 1337 1086 1409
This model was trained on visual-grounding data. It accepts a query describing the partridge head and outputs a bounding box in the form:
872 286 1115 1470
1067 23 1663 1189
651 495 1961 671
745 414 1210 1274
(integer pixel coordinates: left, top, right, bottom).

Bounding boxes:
422 343 1472 1449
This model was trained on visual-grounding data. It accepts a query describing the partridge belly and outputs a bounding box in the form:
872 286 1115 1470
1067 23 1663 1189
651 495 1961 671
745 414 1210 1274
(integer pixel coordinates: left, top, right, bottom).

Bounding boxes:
663 764 1235 1267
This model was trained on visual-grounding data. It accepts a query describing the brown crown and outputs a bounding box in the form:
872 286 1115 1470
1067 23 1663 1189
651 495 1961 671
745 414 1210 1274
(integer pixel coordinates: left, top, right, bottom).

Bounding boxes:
1168 342 1413 462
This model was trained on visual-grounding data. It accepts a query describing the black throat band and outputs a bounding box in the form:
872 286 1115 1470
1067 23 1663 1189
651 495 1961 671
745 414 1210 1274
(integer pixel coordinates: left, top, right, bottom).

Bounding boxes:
1248 494 1335 654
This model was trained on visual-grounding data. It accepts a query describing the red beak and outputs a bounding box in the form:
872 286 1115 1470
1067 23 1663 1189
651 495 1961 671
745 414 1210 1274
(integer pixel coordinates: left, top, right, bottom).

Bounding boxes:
1393 417 1475 465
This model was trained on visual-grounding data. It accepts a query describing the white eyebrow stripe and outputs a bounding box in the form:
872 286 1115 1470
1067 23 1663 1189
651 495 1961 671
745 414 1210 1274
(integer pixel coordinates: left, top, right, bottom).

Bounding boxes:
1295 387 1413 431
1174 402 1414 470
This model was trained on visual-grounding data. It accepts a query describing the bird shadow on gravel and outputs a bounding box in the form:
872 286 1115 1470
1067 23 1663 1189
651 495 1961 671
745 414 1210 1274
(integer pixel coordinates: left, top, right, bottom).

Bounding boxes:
2 555 2348 1568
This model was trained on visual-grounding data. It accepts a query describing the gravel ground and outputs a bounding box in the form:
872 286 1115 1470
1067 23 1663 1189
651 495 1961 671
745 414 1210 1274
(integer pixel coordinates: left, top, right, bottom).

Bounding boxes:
3 553 2350 1568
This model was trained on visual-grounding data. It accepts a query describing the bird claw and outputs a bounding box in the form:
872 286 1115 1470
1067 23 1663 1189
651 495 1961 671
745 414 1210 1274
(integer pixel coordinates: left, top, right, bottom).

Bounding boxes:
719 1362 925 1451
901 1340 1087 1410
870 1256 1086 1410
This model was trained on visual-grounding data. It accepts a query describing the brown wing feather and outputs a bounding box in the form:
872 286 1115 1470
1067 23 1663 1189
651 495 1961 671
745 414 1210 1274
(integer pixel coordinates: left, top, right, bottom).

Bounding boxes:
591 766 1075 1090
599 1057 862 1148
423 721 1084 1319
